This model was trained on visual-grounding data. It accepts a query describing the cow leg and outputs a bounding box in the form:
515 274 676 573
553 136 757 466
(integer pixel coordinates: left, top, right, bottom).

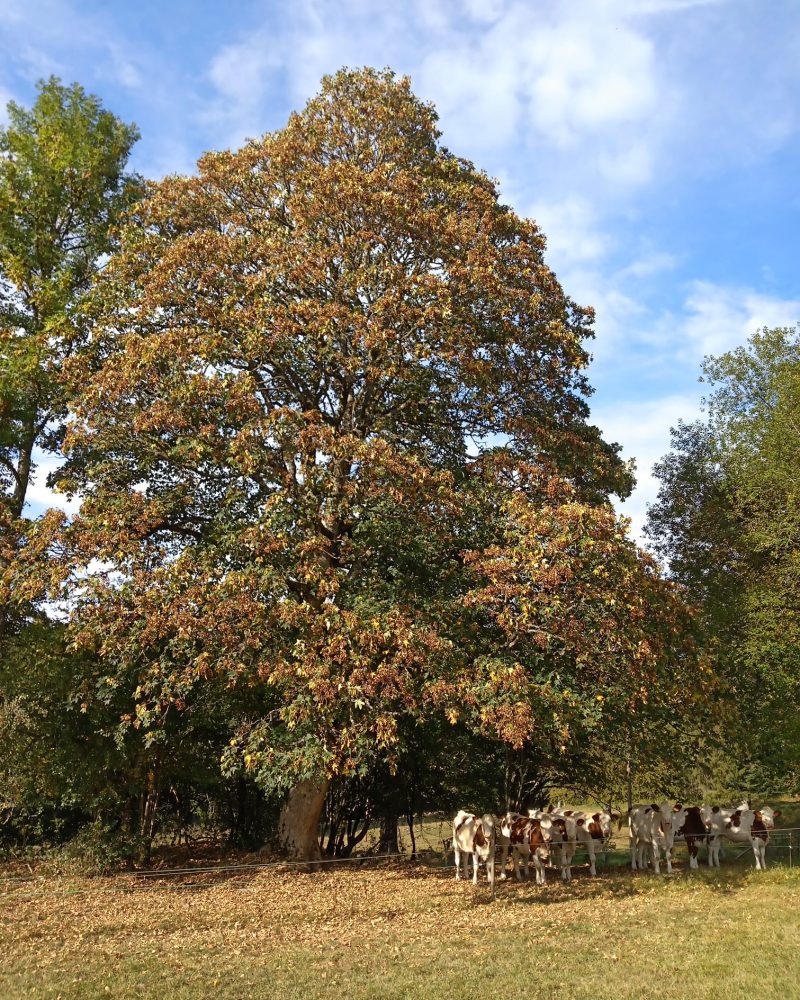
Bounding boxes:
472 852 479 884
498 845 508 881
534 854 546 886
454 847 462 879
587 839 597 876
665 844 673 875
630 834 638 871
487 853 495 893
512 847 524 882
559 843 569 881
651 839 661 875
567 840 577 873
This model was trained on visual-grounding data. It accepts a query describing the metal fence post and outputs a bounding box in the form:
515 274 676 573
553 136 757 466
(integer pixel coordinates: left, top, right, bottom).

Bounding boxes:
789 830 793 869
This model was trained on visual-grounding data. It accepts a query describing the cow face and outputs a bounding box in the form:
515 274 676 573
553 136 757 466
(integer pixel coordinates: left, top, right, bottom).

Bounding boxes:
472 821 493 862
663 801 686 837
590 811 617 840
758 806 781 829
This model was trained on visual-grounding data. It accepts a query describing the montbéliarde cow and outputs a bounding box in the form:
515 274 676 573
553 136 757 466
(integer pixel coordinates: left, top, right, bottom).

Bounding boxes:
497 812 553 884
452 810 496 890
628 802 686 874
713 805 782 870
542 807 619 879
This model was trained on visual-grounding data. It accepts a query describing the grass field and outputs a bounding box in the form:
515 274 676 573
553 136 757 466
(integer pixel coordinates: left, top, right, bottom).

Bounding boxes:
3 853 800 999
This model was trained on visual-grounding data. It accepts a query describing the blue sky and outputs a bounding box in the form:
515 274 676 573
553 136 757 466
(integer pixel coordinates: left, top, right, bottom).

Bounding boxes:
4 0 800 541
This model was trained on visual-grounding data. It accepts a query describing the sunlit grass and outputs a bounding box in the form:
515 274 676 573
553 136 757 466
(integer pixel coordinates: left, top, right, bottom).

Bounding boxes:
2 857 799 999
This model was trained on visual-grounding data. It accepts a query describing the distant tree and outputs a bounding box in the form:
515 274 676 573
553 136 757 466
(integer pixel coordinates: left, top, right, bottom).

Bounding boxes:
648 326 800 790
0 76 141 521
28 68 704 860
0 78 141 853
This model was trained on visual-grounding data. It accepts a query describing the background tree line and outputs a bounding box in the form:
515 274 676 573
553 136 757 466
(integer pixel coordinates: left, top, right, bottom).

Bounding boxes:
1 70 790 867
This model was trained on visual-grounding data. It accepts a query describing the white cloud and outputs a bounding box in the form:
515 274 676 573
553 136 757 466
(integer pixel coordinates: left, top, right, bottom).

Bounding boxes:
529 196 612 269
593 393 703 543
616 251 679 281
627 0 726 12
0 84 14 124
673 281 800 361
522 20 657 147
460 0 506 22
24 449 79 518
209 30 279 108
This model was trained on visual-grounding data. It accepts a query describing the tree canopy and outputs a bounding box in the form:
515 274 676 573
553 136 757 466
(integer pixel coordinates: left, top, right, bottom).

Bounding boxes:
647 326 800 790
0 76 141 520
5 68 707 860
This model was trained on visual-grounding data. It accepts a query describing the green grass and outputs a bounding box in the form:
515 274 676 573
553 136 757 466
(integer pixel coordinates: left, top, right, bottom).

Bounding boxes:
2 858 799 999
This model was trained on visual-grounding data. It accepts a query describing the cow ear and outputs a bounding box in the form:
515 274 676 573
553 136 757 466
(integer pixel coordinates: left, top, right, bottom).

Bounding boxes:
592 813 600 822
548 805 555 813
712 806 720 813
576 818 585 826
673 802 682 811
774 810 782 818
611 812 620 822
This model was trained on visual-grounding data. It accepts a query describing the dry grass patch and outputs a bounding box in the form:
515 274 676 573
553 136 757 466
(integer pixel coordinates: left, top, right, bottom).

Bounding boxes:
2 861 799 999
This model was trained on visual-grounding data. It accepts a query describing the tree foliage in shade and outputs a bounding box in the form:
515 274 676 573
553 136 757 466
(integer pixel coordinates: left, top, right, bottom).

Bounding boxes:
14 68 705 859
0 76 141 519
0 78 143 855
647 326 800 790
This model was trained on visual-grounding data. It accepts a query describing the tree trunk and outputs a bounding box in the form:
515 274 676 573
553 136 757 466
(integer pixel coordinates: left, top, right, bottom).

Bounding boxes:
10 425 35 520
376 811 399 854
278 777 330 860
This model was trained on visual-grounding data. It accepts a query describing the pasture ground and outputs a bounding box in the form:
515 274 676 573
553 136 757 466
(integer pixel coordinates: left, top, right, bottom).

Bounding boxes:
3 857 800 999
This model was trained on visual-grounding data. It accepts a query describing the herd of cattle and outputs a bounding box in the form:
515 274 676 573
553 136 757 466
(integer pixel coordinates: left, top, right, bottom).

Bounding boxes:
452 801 784 891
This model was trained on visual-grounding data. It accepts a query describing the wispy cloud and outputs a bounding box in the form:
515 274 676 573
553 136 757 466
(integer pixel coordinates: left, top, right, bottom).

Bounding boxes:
592 393 704 542
680 281 800 359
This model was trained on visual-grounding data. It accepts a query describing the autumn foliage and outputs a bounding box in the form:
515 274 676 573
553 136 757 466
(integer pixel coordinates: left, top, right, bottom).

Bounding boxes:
5 69 707 859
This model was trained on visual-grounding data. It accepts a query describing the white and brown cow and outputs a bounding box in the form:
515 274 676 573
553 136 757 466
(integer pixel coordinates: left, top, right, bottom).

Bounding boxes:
701 801 749 866
678 805 710 870
718 805 782 870
544 807 618 878
530 809 572 879
629 802 686 874
453 810 496 890
497 812 553 884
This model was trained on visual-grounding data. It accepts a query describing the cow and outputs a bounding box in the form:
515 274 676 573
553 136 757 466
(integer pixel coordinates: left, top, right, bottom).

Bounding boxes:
497 812 553 884
452 810 496 890
629 802 686 874
530 809 571 880
701 801 749 866
716 805 782 870
541 807 618 879
678 805 709 869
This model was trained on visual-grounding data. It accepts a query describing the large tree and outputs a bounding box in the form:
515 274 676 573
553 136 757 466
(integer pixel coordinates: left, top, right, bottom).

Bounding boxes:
648 326 800 790
31 68 701 858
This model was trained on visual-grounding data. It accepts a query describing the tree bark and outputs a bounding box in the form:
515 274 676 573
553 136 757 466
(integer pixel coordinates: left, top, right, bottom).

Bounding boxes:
277 777 330 860
376 811 400 854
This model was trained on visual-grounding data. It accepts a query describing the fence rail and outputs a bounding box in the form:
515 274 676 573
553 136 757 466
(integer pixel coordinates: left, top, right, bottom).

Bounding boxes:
2 826 798 896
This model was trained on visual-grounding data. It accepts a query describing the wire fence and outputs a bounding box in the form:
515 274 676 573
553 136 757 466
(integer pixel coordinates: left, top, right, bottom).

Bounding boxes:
1 821 798 899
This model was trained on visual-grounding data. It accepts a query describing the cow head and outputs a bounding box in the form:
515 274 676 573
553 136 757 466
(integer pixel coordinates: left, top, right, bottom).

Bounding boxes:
472 820 493 861
587 811 615 840
659 801 686 841
758 806 781 829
